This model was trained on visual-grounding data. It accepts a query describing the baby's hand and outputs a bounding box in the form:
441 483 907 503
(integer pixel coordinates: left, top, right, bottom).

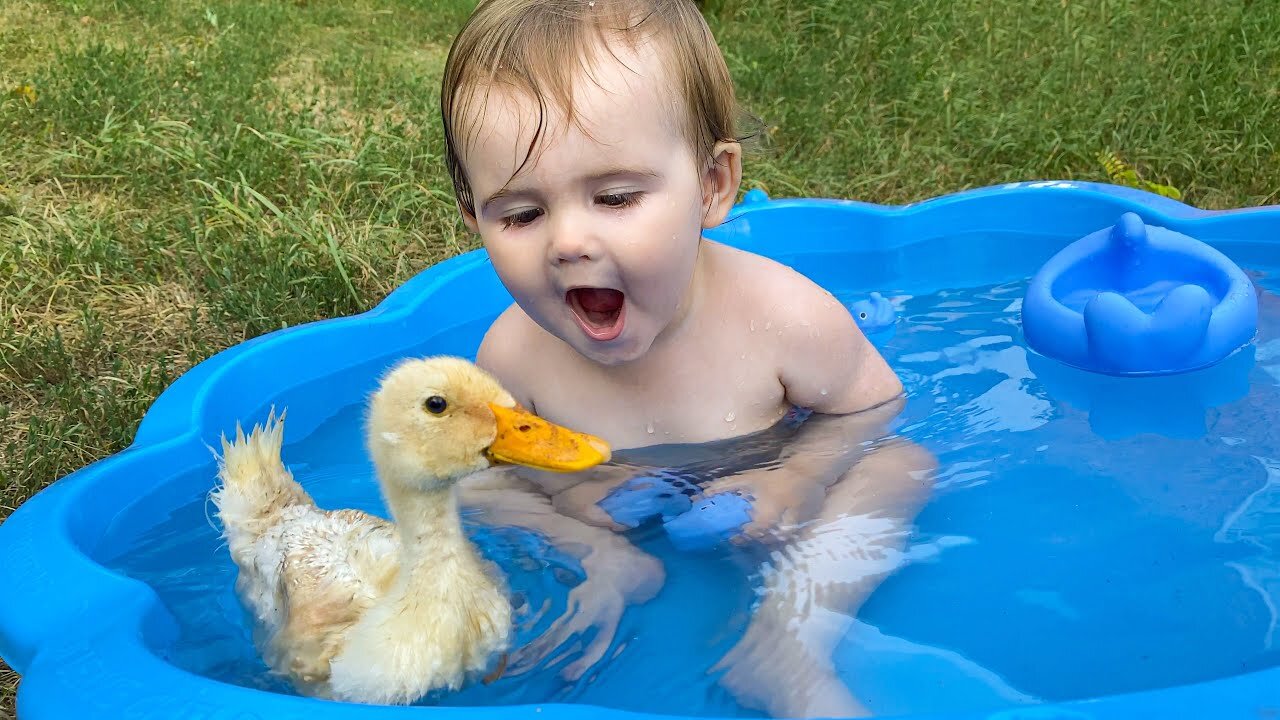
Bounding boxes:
510 544 664 680
703 467 826 541
551 472 631 531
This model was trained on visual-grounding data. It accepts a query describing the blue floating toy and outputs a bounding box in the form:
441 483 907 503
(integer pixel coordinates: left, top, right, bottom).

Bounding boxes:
597 471 696 528
599 471 756 550
739 187 771 205
1022 212 1257 375
850 292 897 334
662 492 754 551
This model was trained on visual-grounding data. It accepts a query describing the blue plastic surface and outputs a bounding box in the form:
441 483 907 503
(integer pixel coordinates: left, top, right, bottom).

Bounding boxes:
597 471 698 527
1022 211 1258 376
598 471 755 549
849 292 898 334
4 181 1280 719
662 493 754 551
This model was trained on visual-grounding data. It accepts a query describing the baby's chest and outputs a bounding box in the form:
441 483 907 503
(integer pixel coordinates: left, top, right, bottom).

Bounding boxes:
541 362 790 447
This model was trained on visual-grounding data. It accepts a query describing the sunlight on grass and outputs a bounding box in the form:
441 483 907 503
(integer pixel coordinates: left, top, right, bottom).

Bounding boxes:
2 0 1279 711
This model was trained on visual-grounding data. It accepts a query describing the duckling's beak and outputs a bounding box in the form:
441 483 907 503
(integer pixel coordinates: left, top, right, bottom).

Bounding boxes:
485 404 612 472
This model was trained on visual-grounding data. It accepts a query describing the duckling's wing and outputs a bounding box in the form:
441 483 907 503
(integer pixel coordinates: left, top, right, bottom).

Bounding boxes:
245 506 400 690
285 508 401 605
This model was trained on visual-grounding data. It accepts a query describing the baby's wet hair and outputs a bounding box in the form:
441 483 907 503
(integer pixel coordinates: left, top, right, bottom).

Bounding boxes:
441 0 758 217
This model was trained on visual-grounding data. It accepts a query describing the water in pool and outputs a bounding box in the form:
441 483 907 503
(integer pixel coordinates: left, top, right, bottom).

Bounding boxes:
101 245 1280 718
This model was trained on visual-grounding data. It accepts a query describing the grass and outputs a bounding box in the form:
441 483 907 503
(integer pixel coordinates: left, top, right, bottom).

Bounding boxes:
1 0 1278 713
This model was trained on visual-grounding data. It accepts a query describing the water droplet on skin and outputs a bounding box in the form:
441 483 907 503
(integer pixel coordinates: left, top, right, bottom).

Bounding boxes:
724 411 736 422
764 320 772 330
646 422 655 434
750 319 756 332
820 388 829 396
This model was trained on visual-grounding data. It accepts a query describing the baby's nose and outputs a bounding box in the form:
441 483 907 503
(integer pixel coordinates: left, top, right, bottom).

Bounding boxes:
554 244 591 263
549 218 597 264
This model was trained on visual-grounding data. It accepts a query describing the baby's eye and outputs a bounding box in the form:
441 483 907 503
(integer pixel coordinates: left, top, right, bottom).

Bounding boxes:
501 207 543 229
596 191 643 209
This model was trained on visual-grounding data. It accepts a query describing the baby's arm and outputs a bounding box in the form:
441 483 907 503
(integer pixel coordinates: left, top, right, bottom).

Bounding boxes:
776 279 903 415
701 404 906 537
705 273 906 535
710 276 935 716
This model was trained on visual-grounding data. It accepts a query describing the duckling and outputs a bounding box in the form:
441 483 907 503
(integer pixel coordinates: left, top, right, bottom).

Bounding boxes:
209 356 611 705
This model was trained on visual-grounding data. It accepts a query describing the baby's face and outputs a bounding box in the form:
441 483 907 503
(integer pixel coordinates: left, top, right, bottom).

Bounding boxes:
459 42 720 365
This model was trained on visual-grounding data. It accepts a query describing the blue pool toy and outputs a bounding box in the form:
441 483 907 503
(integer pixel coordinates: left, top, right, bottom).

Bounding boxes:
739 187 770 205
599 471 756 549
7 181 1280 719
1022 212 1257 376
662 492 754 551
850 292 897 334
597 471 697 528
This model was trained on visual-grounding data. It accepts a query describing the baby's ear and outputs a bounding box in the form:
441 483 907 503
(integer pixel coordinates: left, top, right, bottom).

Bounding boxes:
458 199 480 233
701 141 743 229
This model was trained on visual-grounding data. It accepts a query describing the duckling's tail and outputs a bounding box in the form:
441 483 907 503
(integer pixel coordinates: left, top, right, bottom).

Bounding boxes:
210 409 314 548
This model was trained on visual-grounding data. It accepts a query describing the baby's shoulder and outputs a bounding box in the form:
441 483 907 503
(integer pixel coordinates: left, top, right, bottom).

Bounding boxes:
475 304 558 404
705 241 841 316
702 245 900 412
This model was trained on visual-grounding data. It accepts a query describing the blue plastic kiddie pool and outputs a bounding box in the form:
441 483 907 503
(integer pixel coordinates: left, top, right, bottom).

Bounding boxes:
4 180 1280 719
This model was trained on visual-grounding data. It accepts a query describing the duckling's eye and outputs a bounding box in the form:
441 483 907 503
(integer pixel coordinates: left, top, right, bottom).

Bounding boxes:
424 396 448 415
859 311 868 319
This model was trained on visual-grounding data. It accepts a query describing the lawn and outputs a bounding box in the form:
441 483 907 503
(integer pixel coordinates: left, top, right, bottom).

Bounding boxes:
2 0 1278 714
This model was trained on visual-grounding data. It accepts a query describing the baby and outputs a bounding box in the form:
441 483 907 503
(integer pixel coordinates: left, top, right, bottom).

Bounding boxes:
440 1 934 716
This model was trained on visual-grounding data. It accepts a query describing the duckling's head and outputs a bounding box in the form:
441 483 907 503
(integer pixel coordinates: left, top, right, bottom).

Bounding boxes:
367 356 610 491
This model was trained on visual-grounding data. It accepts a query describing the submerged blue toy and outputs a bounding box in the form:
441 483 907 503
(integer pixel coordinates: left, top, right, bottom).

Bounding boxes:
599 471 754 550
663 492 754 551
1022 212 1257 375
597 472 697 528
850 292 897 334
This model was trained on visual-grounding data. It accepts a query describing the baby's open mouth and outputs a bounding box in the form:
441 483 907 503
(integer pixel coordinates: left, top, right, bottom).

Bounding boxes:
566 288 626 341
